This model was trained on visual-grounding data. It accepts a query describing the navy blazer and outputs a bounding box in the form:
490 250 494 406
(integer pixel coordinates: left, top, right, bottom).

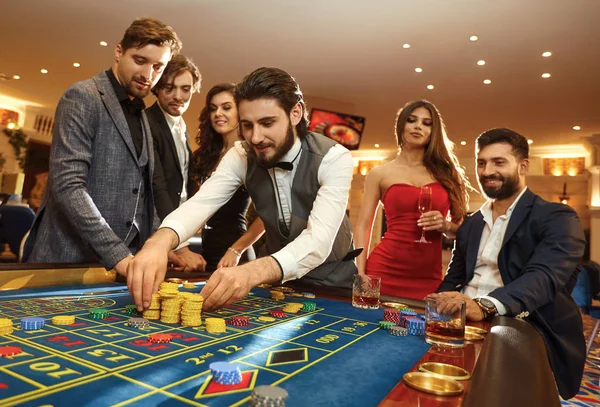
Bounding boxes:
438 189 586 399
146 102 195 221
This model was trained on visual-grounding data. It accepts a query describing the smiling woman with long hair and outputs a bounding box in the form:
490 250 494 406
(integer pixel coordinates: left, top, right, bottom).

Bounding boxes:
353 100 472 299
191 83 263 271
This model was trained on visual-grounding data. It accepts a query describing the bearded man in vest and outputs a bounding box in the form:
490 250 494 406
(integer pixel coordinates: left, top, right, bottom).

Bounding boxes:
127 67 357 311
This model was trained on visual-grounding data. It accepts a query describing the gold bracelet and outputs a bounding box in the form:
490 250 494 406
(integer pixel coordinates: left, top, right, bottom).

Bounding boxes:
228 247 242 256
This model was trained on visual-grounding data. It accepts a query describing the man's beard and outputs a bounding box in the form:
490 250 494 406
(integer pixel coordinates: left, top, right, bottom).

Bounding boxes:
126 77 151 99
256 122 295 168
478 171 520 200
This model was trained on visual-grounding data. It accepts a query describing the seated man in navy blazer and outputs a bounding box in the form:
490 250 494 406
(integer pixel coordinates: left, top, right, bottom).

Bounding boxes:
432 128 586 400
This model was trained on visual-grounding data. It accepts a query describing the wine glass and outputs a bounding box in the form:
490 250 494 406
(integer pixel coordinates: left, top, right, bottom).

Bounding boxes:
415 185 432 243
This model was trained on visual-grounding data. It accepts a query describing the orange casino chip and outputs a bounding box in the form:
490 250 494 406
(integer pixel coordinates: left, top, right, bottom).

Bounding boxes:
148 333 172 344
0 346 23 357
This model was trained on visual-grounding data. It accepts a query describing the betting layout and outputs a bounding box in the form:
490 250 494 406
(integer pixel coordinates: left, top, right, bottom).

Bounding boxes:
0 283 430 406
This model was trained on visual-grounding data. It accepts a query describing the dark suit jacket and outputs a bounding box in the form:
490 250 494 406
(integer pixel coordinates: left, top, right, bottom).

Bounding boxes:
22 71 160 269
438 189 586 399
146 102 195 221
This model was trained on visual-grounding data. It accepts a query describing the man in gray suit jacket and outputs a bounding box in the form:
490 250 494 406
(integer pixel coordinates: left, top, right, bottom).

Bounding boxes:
23 18 182 276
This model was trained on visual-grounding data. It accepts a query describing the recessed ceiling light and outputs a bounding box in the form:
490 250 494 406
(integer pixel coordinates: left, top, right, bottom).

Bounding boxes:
477 60 486 66
374 144 380 148
460 141 467 146
12 75 20 80
427 85 434 90
527 139 534 145
403 44 411 49
100 41 108 47
470 35 479 41
40 69 48 74
415 67 423 73
7 122 16 129
573 125 581 131
483 79 492 85
542 51 552 57
73 62 81 68
541 73 551 78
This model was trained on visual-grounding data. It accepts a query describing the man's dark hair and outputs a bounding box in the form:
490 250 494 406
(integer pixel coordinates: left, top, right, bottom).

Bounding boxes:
476 128 529 160
120 17 182 56
152 54 201 96
234 67 309 137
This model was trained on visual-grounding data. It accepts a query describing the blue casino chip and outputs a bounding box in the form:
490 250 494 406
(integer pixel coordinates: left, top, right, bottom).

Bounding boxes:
20 317 45 330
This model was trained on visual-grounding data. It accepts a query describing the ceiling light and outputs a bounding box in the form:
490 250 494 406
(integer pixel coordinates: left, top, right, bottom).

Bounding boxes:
542 51 552 57
40 69 48 74
7 122 16 129
460 141 467 146
527 139 534 145
73 62 81 68
427 85 434 90
374 144 380 148
470 35 479 41
477 60 486 66
483 79 492 84
403 44 411 49
100 41 108 47
573 125 581 131
541 73 551 78
12 75 20 80
415 67 423 73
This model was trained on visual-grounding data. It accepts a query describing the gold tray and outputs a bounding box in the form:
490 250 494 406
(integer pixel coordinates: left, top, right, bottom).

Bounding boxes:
418 362 471 381
464 332 485 341
165 278 187 284
381 301 408 309
403 372 464 396
465 325 487 335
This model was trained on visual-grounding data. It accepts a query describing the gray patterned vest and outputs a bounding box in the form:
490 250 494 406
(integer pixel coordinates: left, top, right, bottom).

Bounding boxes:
245 132 356 288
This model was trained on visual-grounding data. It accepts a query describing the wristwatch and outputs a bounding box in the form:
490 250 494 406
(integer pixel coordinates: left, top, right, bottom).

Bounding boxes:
473 297 497 320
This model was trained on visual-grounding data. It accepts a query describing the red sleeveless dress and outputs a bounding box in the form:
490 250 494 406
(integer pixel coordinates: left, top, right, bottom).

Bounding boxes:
366 183 450 300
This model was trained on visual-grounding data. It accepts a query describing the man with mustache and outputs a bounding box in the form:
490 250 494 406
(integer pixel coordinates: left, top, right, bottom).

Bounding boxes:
127 67 357 312
23 18 181 276
430 128 586 400
147 54 206 272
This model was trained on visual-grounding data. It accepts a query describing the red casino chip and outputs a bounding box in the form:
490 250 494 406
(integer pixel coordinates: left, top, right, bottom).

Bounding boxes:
269 311 287 318
148 334 172 344
0 346 23 357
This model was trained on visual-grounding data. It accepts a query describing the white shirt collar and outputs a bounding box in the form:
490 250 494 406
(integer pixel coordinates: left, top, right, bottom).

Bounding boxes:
480 186 528 222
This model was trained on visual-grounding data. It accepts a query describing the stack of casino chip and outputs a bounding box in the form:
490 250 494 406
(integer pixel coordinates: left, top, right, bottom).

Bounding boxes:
89 308 109 320
160 295 184 324
384 308 401 325
399 310 417 327
209 362 243 385
227 316 250 327
257 316 276 322
127 317 149 329
302 292 315 299
159 281 180 296
148 333 172 344
404 316 426 335
180 293 203 327
142 294 162 320
251 385 288 407
0 346 23 357
52 315 75 326
282 303 303 314
0 318 14 336
125 305 139 315
205 318 227 333
270 290 285 301
269 310 287 318
21 317 45 330
182 282 196 289
302 302 316 312
379 321 395 329
388 326 409 337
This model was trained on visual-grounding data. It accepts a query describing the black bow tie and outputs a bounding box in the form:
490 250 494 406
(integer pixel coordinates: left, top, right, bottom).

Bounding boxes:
272 161 294 171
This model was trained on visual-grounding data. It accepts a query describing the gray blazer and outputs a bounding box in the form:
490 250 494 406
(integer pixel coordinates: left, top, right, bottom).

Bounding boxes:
23 71 159 269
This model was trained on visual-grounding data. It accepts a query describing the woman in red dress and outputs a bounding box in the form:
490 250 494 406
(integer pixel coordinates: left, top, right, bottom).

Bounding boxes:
354 100 472 299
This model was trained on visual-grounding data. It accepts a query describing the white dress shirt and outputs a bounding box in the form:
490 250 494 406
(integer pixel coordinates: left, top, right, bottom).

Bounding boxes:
462 187 528 315
160 138 354 282
160 106 189 205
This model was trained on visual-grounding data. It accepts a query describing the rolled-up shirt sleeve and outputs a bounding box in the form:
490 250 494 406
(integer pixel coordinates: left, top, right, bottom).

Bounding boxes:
160 142 247 248
272 144 354 282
